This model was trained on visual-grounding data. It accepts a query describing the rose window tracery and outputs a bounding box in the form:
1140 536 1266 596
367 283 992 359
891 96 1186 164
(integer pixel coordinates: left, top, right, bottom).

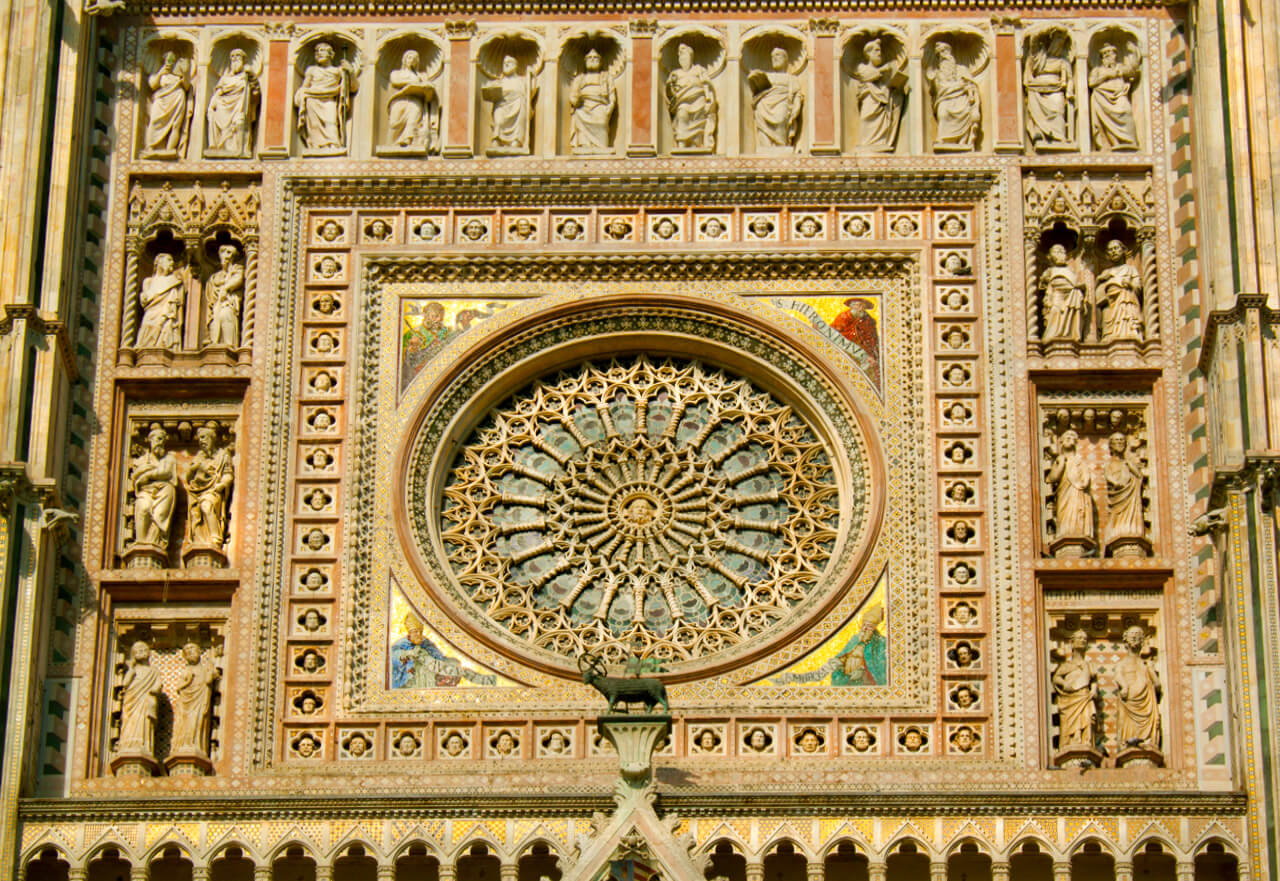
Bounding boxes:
437 356 843 664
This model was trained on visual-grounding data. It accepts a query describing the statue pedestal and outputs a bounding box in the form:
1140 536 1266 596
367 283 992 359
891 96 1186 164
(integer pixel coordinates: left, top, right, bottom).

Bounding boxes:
122 544 169 569
597 715 672 784
1050 536 1096 559
1106 535 1151 559
1053 745 1104 770
110 751 160 777
164 750 213 777
182 544 228 569
1115 745 1163 768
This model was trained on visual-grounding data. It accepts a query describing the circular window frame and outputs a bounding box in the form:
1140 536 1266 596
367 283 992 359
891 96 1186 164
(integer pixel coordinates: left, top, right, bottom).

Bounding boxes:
394 293 886 682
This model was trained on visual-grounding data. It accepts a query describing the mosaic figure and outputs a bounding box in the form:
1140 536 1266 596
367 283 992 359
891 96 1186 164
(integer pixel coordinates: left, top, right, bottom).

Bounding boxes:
829 297 881 384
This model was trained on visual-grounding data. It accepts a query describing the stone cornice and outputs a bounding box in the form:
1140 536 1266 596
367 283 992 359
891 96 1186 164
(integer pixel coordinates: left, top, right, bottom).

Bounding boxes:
1196 292 1277 375
96 0 1178 18
0 304 80 384
20 789 1246 822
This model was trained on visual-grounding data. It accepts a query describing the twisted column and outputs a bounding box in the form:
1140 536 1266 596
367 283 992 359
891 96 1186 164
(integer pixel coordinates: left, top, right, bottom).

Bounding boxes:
1025 229 1042 343
1139 231 1160 345
120 237 141 351
242 234 259 356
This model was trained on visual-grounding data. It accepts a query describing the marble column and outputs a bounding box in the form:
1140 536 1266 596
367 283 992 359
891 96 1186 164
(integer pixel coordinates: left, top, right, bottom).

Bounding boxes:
443 21 476 158
808 19 840 154
628 21 658 156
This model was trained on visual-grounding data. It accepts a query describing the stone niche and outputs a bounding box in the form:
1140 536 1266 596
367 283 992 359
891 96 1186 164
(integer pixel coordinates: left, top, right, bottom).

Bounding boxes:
656 26 726 155
136 33 197 161
1043 599 1168 770
1037 398 1153 560
475 29 544 157
921 27 991 154
374 31 447 157
107 615 225 778
840 26 911 155
557 28 627 157
739 26 808 156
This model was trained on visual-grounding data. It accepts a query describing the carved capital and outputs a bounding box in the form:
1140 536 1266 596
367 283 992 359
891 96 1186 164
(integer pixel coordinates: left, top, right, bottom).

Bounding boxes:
991 14 1022 34
446 20 477 39
629 19 659 37
808 18 840 36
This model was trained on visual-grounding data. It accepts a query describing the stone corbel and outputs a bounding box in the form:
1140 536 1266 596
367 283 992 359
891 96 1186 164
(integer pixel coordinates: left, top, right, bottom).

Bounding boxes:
0 304 79 383
83 0 125 16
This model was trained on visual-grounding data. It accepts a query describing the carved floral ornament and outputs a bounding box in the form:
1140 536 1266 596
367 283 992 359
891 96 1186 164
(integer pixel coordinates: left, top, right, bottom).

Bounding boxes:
399 303 879 678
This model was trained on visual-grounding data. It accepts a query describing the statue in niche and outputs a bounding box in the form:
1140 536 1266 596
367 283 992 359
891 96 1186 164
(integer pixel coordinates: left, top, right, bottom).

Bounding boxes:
748 46 804 153
385 50 440 153
1103 431 1147 556
1046 428 1095 556
136 252 185 350
170 642 219 759
1115 625 1162 753
568 48 618 154
205 48 260 158
129 424 178 553
1052 630 1098 751
141 50 194 159
116 641 162 760
483 55 537 155
1039 243 1085 342
294 41 359 154
183 423 234 551
666 42 718 152
852 38 908 152
925 40 987 152
204 244 243 348
1095 239 1144 342
1089 42 1140 151
1024 31 1074 149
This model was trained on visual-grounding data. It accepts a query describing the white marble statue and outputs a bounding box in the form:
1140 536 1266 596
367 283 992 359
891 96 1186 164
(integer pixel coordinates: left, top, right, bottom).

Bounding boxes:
171 642 219 758
183 423 234 550
665 42 718 152
116 641 163 759
483 55 536 155
568 48 617 154
1039 243 1085 341
1104 432 1146 553
204 245 243 348
1024 31 1074 148
926 40 988 152
1089 42 1140 151
141 51 193 159
852 38 908 152
1046 428 1095 554
749 47 804 152
205 48 260 158
386 49 439 153
136 253 185 350
294 41 359 154
1052 629 1097 748
1095 239 1144 342
1115 626 1162 751
130 424 178 551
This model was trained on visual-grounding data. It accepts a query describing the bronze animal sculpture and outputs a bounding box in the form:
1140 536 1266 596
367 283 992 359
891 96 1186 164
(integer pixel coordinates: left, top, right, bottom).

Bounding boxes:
578 649 669 714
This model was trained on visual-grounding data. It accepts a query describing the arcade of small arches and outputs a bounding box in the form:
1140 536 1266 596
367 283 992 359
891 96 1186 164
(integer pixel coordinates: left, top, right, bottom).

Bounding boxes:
20 834 1245 881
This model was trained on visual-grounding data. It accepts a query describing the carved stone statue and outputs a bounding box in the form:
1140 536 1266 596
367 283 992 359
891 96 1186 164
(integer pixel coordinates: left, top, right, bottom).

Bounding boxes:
386 50 439 153
1046 428 1095 556
1024 31 1074 149
141 51 194 159
1039 243 1085 342
1095 239 1144 342
136 253 185 350
1089 42 1140 151
204 245 243 348
294 41 359 155
205 48 260 158
128 424 178 561
926 40 987 152
1103 432 1148 556
666 42 718 152
169 642 219 767
1052 630 1098 756
568 48 617 154
115 641 162 767
183 423 234 561
748 47 804 153
1114 625 1162 757
852 38 908 152
483 55 536 155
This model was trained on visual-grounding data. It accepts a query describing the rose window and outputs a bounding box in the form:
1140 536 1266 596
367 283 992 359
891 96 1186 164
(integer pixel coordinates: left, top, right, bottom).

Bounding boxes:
437 356 842 664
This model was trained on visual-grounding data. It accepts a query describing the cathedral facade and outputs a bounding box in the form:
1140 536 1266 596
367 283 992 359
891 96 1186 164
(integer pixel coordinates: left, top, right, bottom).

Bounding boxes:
0 0 1277 878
